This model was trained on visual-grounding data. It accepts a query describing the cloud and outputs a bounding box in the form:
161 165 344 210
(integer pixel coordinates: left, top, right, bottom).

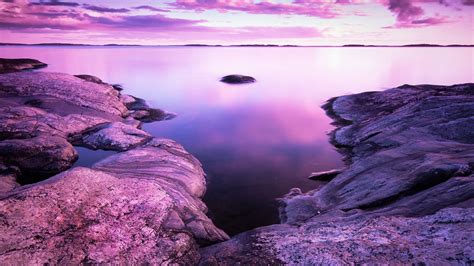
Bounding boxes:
384 15 450 28
29 0 79 7
133 5 170 12
170 0 338 18
387 0 424 21
0 1 200 31
381 0 467 28
85 14 202 30
82 4 129 13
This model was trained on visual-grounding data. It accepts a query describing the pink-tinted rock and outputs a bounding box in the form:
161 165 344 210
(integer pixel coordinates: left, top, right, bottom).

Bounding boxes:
0 58 47 74
81 122 151 151
200 83 474 264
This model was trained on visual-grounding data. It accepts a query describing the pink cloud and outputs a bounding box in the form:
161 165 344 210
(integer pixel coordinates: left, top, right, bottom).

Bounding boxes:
387 0 424 21
0 0 323 43
0 1 201 31
170 0 338 18
384 15 450 28
132 5 170 12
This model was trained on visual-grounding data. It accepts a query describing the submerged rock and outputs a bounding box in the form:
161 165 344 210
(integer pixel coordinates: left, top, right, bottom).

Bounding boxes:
0 58 47 73
200 83 474 264
220 75 256 84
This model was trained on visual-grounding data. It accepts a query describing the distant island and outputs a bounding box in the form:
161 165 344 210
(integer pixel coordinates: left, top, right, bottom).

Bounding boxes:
0 43 472 48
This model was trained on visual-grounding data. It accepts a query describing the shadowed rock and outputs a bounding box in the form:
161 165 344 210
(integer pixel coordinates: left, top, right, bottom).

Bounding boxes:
120 94 176 122
0 135 77 180
200 83 474 264
0 58 47 74
74 74 105 84
220 75 256 84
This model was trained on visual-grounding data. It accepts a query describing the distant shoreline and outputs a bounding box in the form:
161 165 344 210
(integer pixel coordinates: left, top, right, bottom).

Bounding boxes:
0 43 472 48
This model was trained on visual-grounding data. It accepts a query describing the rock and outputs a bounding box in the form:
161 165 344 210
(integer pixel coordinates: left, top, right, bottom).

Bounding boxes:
112 84 124 91
0 61 228 264
0 139 228 264
80 122 152 151
0 58 47 73
0 69 174 180
0 72 127 116
74 74 105 84
220 75 256 84
122 95 177 122
93 138 229 244
0 135 77 180
0 163 19 195
308 168 344 181
201 208 474 265
129 109 176 122
200 83 474 264
0 173 18 195
0 167 198 264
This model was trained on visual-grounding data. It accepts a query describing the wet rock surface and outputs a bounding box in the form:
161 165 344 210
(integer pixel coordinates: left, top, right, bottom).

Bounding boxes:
200 83 474 264
220 74 256 84
0 61 227 264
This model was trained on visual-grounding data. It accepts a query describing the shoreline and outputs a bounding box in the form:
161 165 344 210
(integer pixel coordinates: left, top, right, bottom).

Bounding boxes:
200 83 474 264
0 58 472 264
0 59 228 264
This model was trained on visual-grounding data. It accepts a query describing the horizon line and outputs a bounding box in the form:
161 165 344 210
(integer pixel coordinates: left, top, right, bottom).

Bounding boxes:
0 42 473 48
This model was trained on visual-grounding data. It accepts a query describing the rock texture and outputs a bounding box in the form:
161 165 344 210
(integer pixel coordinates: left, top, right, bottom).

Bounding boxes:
0 58 47 73
220 75 256 84
0 139 228 264
0 61 228 264
80 122 151 151
201 83 474 264
0 71 174 183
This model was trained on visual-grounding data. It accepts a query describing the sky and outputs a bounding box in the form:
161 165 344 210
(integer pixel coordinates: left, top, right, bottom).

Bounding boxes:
0 0 472 45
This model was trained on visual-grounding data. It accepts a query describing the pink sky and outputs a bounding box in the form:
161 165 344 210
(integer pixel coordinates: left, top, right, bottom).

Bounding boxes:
0 0 472 45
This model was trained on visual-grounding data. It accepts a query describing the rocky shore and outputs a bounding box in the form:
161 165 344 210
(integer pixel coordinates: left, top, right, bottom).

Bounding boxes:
200 83 474 264
1 58 472 264
0 59 228 264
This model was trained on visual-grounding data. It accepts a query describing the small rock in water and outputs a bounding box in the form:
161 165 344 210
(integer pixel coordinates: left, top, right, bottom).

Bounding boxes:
220 74 256 84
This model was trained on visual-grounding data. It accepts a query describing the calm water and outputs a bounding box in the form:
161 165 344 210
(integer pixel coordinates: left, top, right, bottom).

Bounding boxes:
1 46 472 235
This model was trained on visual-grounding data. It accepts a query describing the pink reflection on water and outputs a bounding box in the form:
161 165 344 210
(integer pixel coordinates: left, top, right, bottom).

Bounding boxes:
1 46 472 234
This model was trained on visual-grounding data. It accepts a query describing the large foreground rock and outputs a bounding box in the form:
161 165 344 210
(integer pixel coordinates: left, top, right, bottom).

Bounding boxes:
201 83 474 264
0 139 228 264
0 63 228 264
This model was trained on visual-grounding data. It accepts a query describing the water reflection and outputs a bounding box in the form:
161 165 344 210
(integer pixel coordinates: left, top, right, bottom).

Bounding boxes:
1 46 471 235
